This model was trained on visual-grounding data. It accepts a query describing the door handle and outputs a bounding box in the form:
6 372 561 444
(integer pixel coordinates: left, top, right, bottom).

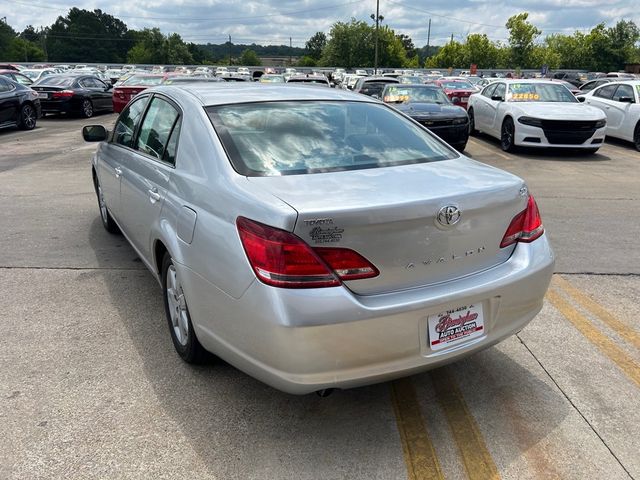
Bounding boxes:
148 188 161 203
114 167 122 178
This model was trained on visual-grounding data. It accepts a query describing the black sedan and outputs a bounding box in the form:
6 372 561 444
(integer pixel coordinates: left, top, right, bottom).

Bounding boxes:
0 76 41 131
31 75 113 118
381 84 469 151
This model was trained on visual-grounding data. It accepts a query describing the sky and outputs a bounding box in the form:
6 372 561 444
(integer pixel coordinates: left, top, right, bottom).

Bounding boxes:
1 0 639 47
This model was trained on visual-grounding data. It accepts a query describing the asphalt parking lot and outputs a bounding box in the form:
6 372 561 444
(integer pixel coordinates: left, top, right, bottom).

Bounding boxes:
1 113 639 480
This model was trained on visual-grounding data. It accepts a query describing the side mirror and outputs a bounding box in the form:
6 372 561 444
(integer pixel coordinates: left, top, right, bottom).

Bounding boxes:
577 96 586 103
618 96 634 103
491 95 504 101
82 125 108 142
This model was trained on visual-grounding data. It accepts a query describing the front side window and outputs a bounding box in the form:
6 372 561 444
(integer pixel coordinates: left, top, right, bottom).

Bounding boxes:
482 83 497 98
207 101 458 177
612 84 634 102
135 97 180 163
113 97 149 148
492 83 506 100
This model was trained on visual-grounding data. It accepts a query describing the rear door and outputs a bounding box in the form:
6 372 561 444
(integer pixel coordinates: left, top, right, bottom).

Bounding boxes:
118 95 181 261
0 78 19 125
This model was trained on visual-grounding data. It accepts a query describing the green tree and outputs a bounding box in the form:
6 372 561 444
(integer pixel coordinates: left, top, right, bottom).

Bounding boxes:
6 37 45 62
0 20 17 56
127 28 193 64
297 55 317 67
305 32 327 61
463 34 500 68
396 33 416 58
425 40 465 68
505 12 541 68
46 8 133 62
239 48 261 65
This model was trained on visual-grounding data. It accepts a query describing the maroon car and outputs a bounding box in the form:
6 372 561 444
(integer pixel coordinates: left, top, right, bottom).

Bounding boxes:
112 74 182 113
435 78 477 110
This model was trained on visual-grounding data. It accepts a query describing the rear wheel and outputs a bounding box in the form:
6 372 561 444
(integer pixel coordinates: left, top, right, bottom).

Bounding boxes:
18 103 36 130
81 98 93 118
634 122 640 152
468 108 477 136
162 253 207 363
501 117 516 152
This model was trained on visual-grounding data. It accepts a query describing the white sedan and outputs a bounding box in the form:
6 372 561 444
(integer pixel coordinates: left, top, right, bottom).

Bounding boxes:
468 80 607 152
577 80 640 151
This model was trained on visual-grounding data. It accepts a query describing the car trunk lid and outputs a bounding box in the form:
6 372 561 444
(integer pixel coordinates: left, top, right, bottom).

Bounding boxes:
247 158 528 295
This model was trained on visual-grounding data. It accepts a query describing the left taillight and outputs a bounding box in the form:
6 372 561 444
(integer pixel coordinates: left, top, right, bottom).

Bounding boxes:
500 195 544 248
52 90 74 99
236 217 378 288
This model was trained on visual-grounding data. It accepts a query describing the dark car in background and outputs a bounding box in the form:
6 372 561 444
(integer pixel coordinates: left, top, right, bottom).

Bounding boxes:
578 78 613 93
551 71 587 88
0 69 34 86
352 76 400 98
0 76 40 131
382 83 469 151
31 75 113 118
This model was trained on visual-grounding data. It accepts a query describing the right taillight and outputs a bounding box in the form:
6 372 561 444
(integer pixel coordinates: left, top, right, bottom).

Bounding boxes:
236 217 378 288
500 195 544 248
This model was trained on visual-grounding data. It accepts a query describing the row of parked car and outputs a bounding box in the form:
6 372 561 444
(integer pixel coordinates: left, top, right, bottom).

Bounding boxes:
2 65 639 152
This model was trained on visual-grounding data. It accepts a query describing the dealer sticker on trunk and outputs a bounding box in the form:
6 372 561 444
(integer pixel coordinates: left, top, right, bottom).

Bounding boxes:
428 304 484 351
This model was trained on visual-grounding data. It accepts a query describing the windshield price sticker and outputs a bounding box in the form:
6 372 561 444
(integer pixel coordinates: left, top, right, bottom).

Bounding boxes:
510 92 540 101
427 304 485 351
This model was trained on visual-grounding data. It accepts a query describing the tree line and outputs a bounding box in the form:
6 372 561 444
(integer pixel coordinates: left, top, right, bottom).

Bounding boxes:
1 10 639 71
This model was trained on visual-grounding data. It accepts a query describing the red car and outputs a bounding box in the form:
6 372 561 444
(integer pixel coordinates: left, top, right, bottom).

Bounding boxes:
112 74 180 113
435 78 477 110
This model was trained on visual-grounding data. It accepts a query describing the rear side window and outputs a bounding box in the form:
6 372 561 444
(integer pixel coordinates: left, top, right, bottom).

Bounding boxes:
207 100 457 176
0 78 12 92
113 97 149 148
594 84 617 99
135 97 180 164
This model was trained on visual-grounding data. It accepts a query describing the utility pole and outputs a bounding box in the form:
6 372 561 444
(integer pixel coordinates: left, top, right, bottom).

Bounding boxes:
228 34 232 66
426 18 431 58
370 0 384 75
450 33 454 44
289 37 292 66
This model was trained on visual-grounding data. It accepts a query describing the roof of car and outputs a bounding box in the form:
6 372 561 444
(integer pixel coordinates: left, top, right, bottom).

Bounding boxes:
153 83 378 106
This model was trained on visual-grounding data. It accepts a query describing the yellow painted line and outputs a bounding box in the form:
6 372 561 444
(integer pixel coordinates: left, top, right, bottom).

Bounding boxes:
390 378 444 480
546 288 640 388
468 138 511 160
552 276 640 351
430 368 501 480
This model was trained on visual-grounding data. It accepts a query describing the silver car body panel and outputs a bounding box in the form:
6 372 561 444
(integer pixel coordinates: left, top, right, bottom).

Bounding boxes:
92 84 555 393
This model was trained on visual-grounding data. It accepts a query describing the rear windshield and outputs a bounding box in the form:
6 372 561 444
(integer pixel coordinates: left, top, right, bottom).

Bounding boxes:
439 81 474 89
123 75 164 86
207 101 457 176
35 76 75 87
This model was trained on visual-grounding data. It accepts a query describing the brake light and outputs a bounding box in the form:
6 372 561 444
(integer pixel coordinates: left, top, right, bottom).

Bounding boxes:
236 217 378 288
52 90 74 99
500 195 544 248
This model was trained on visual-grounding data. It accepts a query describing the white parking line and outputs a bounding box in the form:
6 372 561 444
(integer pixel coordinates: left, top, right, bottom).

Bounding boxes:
468 138 511 160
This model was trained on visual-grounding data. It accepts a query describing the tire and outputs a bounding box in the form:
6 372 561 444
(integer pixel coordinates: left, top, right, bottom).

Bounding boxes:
93 174 119 234
17 103 37 130
81 98 94 118
634 123 640 152
162 253 207 364
454 142 467 152
468 108 478 136
501 117 516 152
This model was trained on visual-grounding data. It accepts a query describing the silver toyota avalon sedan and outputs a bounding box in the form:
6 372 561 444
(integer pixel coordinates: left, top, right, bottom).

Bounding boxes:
83 84 555 394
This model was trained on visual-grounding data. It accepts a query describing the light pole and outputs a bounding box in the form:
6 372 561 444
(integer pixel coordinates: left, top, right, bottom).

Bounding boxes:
370 0 383 75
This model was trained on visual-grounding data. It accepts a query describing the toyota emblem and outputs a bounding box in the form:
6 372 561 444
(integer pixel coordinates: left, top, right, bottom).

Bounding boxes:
437 205 461 226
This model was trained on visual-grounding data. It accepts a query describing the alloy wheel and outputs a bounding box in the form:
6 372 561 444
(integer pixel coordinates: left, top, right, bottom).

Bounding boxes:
83 100 93 118
166 265 189 347
22 105 36 129
501 119 514 152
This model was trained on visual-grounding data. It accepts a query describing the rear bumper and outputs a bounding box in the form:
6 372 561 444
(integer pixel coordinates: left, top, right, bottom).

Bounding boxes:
178 235 555 394
40 98 75 114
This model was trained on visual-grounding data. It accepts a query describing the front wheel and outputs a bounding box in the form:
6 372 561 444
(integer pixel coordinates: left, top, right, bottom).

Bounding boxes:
501 117 516 152
162 254 207 363
634 123 640 152
18 103 37 130
94 175 119 234
81 98 93 118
